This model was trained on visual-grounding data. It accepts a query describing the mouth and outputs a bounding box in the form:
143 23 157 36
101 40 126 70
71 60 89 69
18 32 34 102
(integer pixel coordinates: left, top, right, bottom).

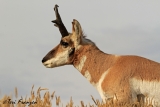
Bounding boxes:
43 62 52 68
43 62 47 66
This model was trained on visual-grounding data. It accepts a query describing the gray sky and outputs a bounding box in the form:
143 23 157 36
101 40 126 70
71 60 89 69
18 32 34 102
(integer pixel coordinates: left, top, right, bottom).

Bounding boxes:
0 0 160 106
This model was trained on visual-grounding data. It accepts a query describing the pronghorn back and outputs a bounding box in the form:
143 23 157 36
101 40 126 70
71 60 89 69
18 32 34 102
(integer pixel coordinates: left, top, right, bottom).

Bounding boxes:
42 5 160 106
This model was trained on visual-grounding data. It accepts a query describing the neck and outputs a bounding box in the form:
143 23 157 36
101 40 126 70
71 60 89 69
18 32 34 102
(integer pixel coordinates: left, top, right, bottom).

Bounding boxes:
73 44 116 84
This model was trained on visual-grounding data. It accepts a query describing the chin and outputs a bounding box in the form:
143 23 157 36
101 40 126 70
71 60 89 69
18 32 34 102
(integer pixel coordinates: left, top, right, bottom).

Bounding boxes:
44 64 54 68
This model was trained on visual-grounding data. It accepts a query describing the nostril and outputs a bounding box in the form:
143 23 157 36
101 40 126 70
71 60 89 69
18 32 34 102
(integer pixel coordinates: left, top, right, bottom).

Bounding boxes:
42 58 47 63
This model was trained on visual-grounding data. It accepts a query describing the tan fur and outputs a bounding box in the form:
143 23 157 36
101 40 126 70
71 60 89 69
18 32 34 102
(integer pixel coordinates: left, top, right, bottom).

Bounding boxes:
102 56 160 101
73 43 160 103
73 45 116 83
42 19 160 106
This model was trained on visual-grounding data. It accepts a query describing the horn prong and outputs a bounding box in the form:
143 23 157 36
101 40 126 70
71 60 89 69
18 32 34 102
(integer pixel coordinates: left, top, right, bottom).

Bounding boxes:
52 4 69 37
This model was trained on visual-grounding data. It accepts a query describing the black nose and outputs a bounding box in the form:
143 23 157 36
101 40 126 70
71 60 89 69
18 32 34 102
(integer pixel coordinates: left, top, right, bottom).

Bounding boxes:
42 58 47 63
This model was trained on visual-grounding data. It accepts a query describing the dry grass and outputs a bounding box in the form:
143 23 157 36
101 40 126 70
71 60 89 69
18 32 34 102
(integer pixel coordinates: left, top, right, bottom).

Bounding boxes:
0 86 154 107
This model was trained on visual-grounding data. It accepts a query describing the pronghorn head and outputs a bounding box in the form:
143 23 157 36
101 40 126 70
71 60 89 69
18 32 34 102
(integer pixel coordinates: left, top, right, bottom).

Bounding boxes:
42 5 88 68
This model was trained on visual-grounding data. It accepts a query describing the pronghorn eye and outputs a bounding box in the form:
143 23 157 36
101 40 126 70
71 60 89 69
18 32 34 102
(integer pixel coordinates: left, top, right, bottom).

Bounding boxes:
60 40 69 48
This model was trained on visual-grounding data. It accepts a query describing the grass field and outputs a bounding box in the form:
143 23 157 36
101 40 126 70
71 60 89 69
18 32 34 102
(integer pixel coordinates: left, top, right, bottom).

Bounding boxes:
0 85 154 107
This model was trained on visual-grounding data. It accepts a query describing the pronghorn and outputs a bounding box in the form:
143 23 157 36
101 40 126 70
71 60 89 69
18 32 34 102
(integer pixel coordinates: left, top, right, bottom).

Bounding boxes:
42 5 160 106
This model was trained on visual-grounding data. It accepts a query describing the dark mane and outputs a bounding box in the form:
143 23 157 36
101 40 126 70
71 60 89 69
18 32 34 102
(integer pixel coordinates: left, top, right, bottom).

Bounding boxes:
82 30 95 45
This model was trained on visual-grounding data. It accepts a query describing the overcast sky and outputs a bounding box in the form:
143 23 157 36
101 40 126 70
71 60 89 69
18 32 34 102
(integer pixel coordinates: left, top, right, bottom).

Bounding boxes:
0 0 160 106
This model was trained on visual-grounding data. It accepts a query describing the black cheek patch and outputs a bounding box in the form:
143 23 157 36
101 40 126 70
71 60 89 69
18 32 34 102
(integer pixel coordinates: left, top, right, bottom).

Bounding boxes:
69 48 75 57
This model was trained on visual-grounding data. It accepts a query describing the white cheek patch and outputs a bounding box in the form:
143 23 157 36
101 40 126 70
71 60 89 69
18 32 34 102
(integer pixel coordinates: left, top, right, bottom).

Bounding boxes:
44 50 69 68
75 56 86 72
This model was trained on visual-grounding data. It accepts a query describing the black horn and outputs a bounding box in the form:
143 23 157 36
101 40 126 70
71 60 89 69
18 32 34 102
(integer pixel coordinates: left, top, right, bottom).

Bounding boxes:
52 4 69 37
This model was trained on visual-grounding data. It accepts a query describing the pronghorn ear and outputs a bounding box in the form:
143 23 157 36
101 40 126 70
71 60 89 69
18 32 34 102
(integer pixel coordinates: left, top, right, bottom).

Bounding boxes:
72 19 83 45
